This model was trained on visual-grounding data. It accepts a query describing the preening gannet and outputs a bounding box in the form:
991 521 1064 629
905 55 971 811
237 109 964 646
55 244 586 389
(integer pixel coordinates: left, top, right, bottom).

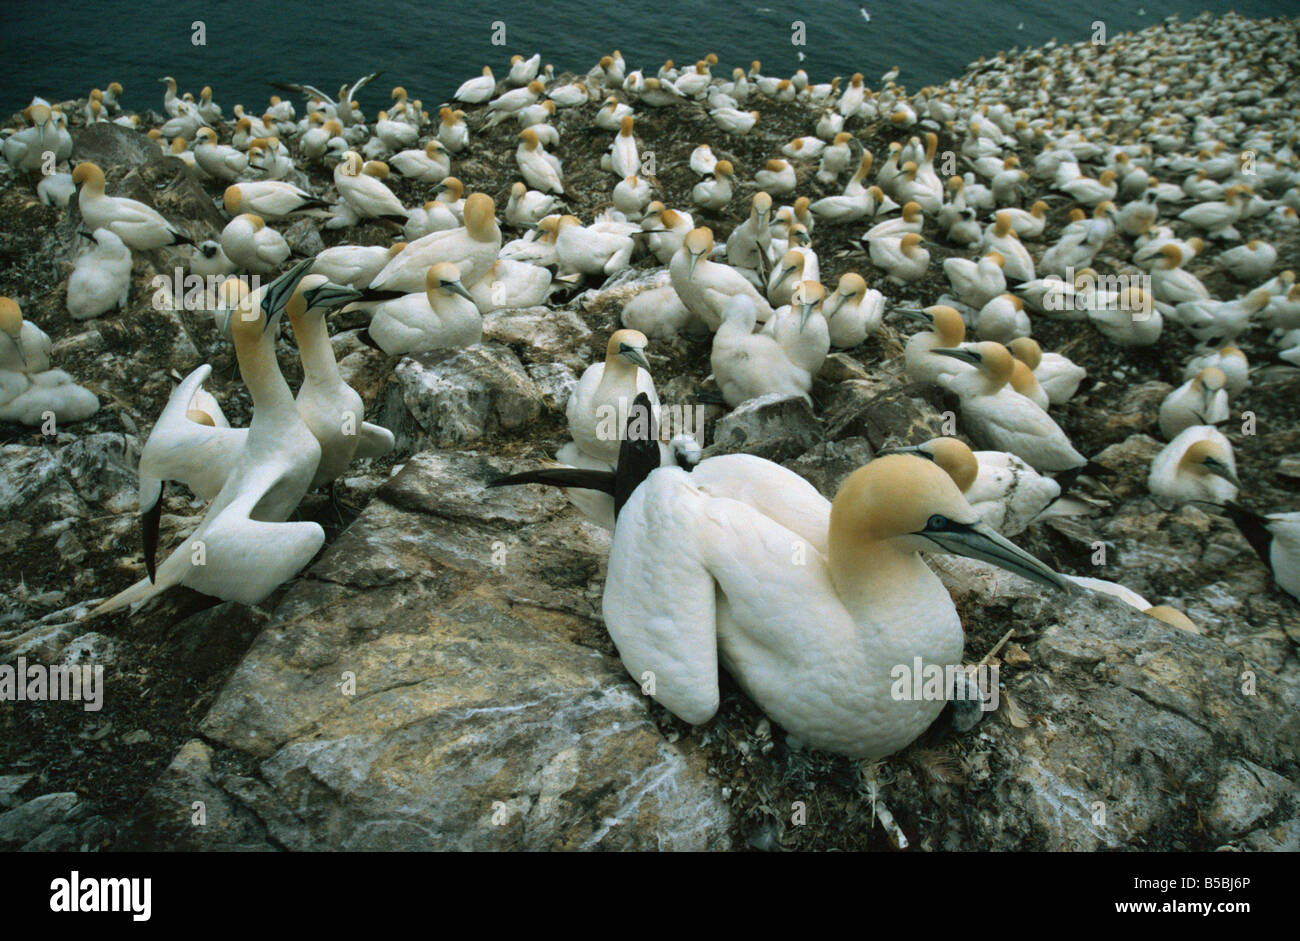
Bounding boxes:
223 181 329 219
1158 367 1230 440
1223 503 1300 602
93 265 324 614
67 228 132 320
505 181 559 228
1147 425 1239 505
220 213 290 274
710 294 812 408
72 162 191 250
334 151 408 223
516 128 564 194
310 242 405 289
286 276 394 490
602 453 1064 757
933 342 1087 473
1008 337 1085 406
369 193 500 293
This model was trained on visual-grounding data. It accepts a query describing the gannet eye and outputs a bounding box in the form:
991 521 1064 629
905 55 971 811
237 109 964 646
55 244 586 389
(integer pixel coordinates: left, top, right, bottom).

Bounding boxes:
927 514 949 530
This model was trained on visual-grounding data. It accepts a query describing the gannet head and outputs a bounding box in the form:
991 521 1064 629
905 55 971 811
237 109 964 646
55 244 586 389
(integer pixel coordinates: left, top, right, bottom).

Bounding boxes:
238 212 265 232
290 274 363 320
902 201 923 224
0 297 24 365
218 276 254 338
1008 336 1042 371
899 232 924 258
607 328 651 372
830 455 1065 589
932 341 1014 388
619 115 634 136
774 249 803 287
751 191 773 227
794 280 826 330
714 160 734 179
683 227 714 279
108 81 123 95
196 127 218 145
828 272 867 316
1179 438 1239 488
425 263 475 303
437 176 465 200
463 192 498 242
519 128 540 150
71 162 106 189
985 251 1006 269
669 434 702 470
1195 366 1227 404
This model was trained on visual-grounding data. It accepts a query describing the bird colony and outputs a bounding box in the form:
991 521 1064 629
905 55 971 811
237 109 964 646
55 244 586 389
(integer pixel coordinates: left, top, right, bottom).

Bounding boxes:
1 13 1298 849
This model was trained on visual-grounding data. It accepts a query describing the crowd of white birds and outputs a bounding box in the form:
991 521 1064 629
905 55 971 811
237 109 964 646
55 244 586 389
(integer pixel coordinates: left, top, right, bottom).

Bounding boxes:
2 11 1297 760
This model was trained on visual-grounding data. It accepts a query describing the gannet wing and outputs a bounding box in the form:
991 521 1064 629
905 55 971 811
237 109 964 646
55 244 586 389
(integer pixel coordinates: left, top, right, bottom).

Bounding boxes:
690 454 831 555
355 421 395 459
270 81 336 106
345 71 384 103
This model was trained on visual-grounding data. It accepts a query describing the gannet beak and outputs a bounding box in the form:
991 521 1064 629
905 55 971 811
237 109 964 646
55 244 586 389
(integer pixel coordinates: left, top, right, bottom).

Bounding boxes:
304 281 364 311
1203 457 1240 488
687 251 700 279
79 230 98 244
12 335 26 367
775 265 796 286
799 300 815 330
931 347 982 365
445 280 476 303
619 344 652 371
260 257 316 326
920 517 1067 591
891 308 930 324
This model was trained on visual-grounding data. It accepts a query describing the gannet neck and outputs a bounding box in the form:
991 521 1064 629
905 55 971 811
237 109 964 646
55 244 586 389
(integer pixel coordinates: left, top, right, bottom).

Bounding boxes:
232 304 295 416
287 296 340 387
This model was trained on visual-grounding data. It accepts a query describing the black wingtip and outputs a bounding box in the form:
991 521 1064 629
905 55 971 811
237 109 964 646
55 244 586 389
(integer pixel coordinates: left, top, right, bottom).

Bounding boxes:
1223 501 1273 568
488 468 617 493
142 488 163 584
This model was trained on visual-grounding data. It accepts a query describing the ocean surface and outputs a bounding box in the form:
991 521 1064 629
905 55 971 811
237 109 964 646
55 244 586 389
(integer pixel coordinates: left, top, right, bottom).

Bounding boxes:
2 0 1298 117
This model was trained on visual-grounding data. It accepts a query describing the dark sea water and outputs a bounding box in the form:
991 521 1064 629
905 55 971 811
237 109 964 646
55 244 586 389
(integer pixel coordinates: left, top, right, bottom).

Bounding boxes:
3 0 1298 117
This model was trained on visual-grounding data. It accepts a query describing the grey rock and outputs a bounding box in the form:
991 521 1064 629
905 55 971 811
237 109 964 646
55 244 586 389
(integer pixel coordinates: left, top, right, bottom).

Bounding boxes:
0 774 33 809
283 217 326 257
60 631 117 665
1206 759 1300 840
704 393 821 462
823 377 948 450
783 436 875 498
525 362 579 413
0 792 84 848
483 306 594 372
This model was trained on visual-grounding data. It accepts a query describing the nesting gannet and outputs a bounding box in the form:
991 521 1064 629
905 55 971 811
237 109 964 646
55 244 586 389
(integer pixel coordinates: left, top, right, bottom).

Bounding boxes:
755 159 797 197
824 273 883 348
975 293 1031 343
505 181 559 228
286 276 394 490
309 242 404 290
1008 337 1084 407
944 252 1007 309
468 259 555 312
670 227 775 330
507 54 542 87
454 66 496 104
691 160 734 211
386 140 450 183
1223 504 1300 602
436 107 470 153
898 305 972 387
223 181 328 220
638 203 693 266
885 437 1061 536
67 229 132 320
1150 245 1210 305
333 151 407 223
761 280 830 376
1089 286 1163 347
621 285 700 340
601 116 640 179
710 294 811 408
725 192 773 276
933 342 1086 473
2 103 58 173
868 232 929 283
192 128 249 182
596 97 635 133
709 107 759 135
1147 425 1239 505
1158 367 1230 440
0 297 97 425
71 163 190 250
369 193 500 293
516 128 564 194
1182 345 1248 396
863 201 923 242
93 268 324 614
366 263 482 355
602 453 1063 757
562 329 658 465
220 213 290 274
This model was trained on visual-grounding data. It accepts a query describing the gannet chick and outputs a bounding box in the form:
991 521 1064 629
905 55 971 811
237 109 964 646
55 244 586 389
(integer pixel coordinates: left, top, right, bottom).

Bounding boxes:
67 228 132 320
1182 345 1248 396
365 263 481 355
223 181 327 219
868 232 929 283
671 227 775 330
37 170 75 208
505 181 558 228
71 162 190 250
887 436 1061 536
1090 286 1163 346
555 215 634 279
286 276 394 490
975 293 1031 343
761 280 830 376
692 160 734 211
603 452 1063 757
1008 337 1084 407
563 329 658 465
370 193 500 293
1148 426 1239 505
932 342 1086 472
454 66 495 104
92 269 324 614
191 240 238 278
1158 368 1230 440
824 273 884 347
515 128 563 194
220 213 289 274
311 242 405 290
1223 503 1300 602
710 294 811 408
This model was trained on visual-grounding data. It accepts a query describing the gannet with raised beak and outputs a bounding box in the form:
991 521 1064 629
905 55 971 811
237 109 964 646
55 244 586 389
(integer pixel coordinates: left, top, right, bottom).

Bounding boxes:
286 276 395 490
1148 425 1239 505
71 162 191 250
369 193 500 293
366 262 481 355
93 263 324 613
602 452 1064 757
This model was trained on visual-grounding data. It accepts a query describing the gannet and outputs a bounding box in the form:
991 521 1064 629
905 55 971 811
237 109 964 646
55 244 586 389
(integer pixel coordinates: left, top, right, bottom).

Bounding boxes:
603 116 640 179
508 53 542 87
93 267 324 614
602 452 1063 757
366 263 482 355
725 192 773 277
2 103 57 173
1008 337 1085 406
468 258 555 312
767 248 813 308
1223 503 1300 602
864 201 923 242
639 203 693 265
621 285 700 339
868 232 929 283
709 107 759 135
286 276 394 490
817 132 855 184
223 181 328 219
1147 425 1239 505
310 243 404 290
67 229 132 320
562 329 658 465
193 127 249 181
944 252 1007 308
691 160 734 211
885 437 1061 536
710 294 811 408
369 193 500 293
670 227 775 330
437 107 470 152
975 293 1031 343
483 80 545 128
388 140 450 183
516 128 564 194
1158 367 1230 440
932 342 1087 472
824 273 883 348
72 163 190 250
1089 286 1163 346
899 305 973 386
755 159 796 197
1217 240 1277 282
612 175 653 220
1150 245 1210 305
548 80 590 108
555 215 634 278
333 151 407 223
979 214 1035 282
505 181 559 228
1173 289 1268 344
596 97 635 132
454 66 496 104
271 72 382 127
1182 345 1248 395
220 213 290 274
